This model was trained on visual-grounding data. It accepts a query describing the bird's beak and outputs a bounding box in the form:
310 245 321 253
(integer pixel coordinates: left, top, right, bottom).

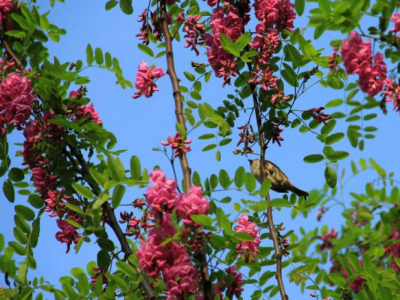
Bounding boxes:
248 159 253 164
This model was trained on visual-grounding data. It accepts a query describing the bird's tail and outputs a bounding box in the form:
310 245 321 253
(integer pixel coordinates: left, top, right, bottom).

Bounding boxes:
291 185 309 199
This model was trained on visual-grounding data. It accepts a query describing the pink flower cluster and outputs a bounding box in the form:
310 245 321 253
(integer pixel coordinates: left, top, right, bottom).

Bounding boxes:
176 185 209 226
204 6 244 86
0 73 34 135
0 0 13 26
161 131 192 157
251 26 280 66
253 0 296 32
319 228 337 251
390 13 400 39
341 32 387 97
137 214 198 300
310 107 331 125
382 78 400 114
145 170 178 217
213 266 244 299
69 90 102 124
55 216 82 253
202 0 218 6
330 259 366 293
234 215 261 263
385 226 400 271
133 61 166 98
184 15 205 56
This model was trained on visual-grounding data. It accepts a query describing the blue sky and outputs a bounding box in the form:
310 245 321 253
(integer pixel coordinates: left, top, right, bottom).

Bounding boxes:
1 0 400 298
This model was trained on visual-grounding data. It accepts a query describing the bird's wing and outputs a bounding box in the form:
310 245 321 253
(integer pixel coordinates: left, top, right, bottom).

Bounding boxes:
265 160 289 182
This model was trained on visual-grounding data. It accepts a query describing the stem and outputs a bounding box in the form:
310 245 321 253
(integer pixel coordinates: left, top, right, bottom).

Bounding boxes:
3 40 23 69
159 2 212 299
247 63 288 300
68 145 156 300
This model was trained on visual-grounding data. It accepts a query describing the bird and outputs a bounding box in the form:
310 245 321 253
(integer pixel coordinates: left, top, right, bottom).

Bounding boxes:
249 159 309 198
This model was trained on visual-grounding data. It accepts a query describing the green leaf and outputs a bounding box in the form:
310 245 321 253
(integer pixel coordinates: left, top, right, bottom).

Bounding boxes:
108 156 125 181
86 44 94 65
219 34 240 57
28 194 43 209
15 205 35 221
295 0 305 16
234 33 251 50
269 199 291 208
199 133 215 140
328 273 346 287
326 151 349 162
281 63 298 87
138 44 154 57
72 183 94 199
260 179 271 198
348 252 361 272
112 185 126 208
190 214 213 226
8 168 24 182
119 0 133 15
318 0 331 15
245 173 256 192
95 47 104 65
325 99 343 108
202 144 217 152
324 167 337 188
219 169 230 189
3 179 15 203
89 168 106 187
326 133 344 145
219 138 232 146
5 30 26 38
184 71 195 81
9 241 25 256
234 232 254 241
116 261 137 279
235 167 245 188
105 52 112 68
97 250 111 270
130 156 141 180
303 154 324 163
92 192 110 210
105 0 118 10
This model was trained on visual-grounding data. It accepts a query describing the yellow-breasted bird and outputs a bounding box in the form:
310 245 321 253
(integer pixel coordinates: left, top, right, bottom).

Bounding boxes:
249 159 309 198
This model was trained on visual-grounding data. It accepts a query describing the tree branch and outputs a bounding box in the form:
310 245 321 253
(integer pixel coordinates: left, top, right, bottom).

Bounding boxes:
68 145 156 300
247 63 288 300
159 2 212 299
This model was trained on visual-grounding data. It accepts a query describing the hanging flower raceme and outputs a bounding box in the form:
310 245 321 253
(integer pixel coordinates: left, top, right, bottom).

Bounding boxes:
175 185 209 226
213 265 244 299
250 25 280 66
204 6 244 86
0 0 13 26
319 228 337 251
309 107 331 125
31 160 58 198
55 216 82 253
253 0 296 32
161 131 192 157
341 31 387 97
385 226 400 271
137 214 197 300
184 15 205 56
234 215 261 263
145 169 178 217
68 88 102 124
382 78 400 114
390 13 400 39
271 122 284 146
133 61 166 98
0 73 34 135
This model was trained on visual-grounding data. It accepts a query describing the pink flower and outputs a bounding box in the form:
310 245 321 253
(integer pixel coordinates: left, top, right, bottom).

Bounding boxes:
358 53 387 97
203 0 218 6
44 189 71 218
391 13 400 39
32 160 58 198
0 0 13 25
55 216 82 253
341 31 372 75
271 122 284 146
382 78 400 113
68 88 102 124
0 73 34 134
145 170 177 216
137 214 197 299
319 228 337 251
184 15 205 56
133 61 166 98
161 132 192 157
235 215 261 263
385 226 400 271
204 6 244 86
310 107 331 125
176 185 209 226
253 0 296 32
251 28 280 65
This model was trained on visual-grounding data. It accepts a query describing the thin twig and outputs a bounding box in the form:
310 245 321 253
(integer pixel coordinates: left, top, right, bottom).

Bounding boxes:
159 1 212 299
247 62 288 300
